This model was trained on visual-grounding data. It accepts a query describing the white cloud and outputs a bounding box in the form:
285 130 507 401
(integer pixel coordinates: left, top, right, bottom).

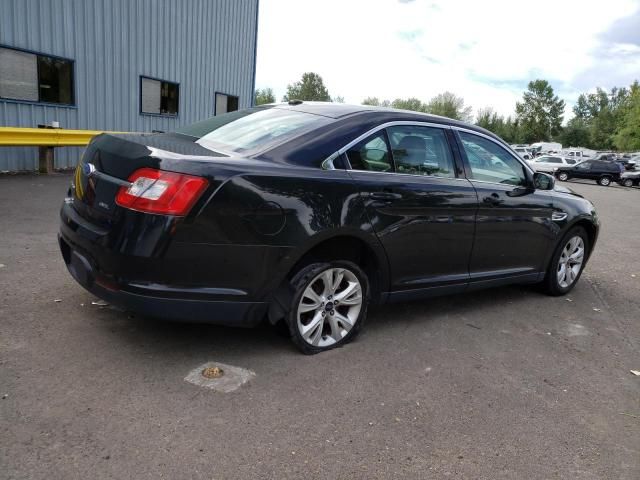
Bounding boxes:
255 0 640 120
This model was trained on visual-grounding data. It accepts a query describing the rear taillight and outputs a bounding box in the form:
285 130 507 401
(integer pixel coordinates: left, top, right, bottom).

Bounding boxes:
115 168 208 216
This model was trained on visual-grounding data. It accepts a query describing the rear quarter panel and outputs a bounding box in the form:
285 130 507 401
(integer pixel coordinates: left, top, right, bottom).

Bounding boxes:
172 166 389 300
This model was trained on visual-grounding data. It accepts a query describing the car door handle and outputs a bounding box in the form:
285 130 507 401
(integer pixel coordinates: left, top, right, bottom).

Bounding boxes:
482 193 504 205
369 191 403 201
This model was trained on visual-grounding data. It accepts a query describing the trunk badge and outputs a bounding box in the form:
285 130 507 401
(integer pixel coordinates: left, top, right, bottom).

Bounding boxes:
83 163 97 177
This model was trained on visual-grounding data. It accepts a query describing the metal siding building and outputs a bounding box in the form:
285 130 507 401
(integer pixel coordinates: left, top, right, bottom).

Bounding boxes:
0 0 259 172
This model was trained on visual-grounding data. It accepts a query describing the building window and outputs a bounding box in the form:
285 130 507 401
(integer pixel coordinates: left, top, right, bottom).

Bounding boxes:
215 92 239 115
0 46 74 105
140 76 179 116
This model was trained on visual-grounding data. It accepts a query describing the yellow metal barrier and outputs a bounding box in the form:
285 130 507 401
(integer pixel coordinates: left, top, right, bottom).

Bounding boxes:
0 127 110 146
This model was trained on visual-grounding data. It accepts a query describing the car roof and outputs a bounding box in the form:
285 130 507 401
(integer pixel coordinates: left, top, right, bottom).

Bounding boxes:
269 101 495 136
259 102 510 167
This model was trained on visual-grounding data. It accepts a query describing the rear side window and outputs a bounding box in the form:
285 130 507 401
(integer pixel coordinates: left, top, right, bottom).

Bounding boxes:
566 159 576 164
387 125 455 178
346 133 392 172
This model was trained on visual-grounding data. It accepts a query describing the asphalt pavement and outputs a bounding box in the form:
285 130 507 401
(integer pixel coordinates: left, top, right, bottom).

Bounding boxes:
1 173 639 479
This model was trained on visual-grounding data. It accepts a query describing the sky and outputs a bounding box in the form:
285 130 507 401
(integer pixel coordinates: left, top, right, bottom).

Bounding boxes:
254 0 640 121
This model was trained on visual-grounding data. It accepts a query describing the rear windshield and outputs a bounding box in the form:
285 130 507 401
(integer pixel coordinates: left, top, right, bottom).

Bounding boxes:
175 107 333 155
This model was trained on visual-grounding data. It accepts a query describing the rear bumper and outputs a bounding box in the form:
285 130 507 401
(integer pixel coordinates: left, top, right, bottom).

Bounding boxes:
58 233 269 327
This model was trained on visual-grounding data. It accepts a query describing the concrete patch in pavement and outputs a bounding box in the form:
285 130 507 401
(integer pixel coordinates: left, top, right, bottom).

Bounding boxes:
184 361 256 392
566 323 590 337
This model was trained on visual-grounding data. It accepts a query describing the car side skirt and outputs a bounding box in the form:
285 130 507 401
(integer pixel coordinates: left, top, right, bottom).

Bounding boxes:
385 271 542 303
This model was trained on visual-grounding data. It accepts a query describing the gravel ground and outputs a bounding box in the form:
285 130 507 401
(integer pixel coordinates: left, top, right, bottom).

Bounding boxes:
1 173 639 480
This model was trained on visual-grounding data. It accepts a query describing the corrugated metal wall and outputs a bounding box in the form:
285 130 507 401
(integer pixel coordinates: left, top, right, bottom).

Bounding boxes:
0 0 259 171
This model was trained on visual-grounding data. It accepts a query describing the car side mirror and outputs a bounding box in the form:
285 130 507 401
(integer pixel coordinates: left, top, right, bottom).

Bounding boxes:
533 172 555 190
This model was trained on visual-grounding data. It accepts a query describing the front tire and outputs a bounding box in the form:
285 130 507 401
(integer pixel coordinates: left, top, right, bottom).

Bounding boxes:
542 226 589 296
598 176 611 186
557 172 569 181
285 261 369 354
622 178 633 187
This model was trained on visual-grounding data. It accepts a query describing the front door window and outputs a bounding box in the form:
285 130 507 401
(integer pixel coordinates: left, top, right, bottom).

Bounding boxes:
458 132 528 186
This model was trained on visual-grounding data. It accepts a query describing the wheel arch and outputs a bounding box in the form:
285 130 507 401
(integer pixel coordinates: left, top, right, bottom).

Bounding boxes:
266 231 390 325
541 216 598 284
570 218 598 260
552 216 598 265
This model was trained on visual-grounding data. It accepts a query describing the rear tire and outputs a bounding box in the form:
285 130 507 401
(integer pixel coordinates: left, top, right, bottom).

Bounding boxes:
542 226 589 296
557 172 569 181
284 261 369 354
598 176 611 186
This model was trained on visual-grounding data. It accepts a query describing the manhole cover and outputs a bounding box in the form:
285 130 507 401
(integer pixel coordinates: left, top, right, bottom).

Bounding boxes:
185 362 255 393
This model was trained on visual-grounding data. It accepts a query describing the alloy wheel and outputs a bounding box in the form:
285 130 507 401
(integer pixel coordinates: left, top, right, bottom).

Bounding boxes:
599 176 611 186
558 172 568 181
296 267 363 347
557 236 585 288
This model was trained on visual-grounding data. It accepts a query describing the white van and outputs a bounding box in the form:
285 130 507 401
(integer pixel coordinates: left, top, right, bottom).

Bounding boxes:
530 142 563 154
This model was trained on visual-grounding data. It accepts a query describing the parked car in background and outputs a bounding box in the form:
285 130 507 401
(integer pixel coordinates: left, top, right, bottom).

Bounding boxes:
512 146 532 160
594 152 616 161
530 142 563 154
614 156 637 171
528 155 579 173
555 159 623 186
58 102 600 354
564 149 594 160
619 170 640 187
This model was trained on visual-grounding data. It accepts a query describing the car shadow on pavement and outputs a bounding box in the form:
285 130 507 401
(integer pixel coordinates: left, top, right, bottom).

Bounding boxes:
368 283 536 326
88 283 538 358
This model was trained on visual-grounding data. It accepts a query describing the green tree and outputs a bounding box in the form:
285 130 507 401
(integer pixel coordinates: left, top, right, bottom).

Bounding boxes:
502 117 522 144
332 95 345 103
572 86 630 149
362 93 472 120
573 93 592 120
391 97 427 112
282 72 331 102
475 107 497 130
558 118 591 148
254 88 275 105
362 96 391 107
515 80 565 143
475 107 521 143
613 81 640 151
425 92 473 122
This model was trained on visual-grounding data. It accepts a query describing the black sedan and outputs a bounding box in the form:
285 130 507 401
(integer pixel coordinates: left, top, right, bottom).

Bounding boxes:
619 170 640 187
59 102 599 354
555 159 623 186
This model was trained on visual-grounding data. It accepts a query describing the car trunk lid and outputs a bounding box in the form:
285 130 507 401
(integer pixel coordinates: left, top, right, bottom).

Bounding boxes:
71 132 228 225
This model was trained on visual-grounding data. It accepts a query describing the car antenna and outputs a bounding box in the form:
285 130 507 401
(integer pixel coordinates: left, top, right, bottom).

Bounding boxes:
288 99 303 105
